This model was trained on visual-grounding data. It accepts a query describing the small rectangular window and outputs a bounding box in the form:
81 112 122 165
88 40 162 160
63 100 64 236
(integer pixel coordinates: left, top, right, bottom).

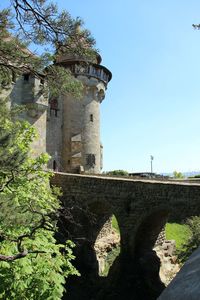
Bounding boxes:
86 154 96 167
90 114 93 122
23 74 30 82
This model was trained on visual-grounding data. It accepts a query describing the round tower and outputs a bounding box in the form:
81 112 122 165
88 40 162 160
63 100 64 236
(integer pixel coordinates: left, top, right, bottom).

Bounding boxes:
56 51 112 174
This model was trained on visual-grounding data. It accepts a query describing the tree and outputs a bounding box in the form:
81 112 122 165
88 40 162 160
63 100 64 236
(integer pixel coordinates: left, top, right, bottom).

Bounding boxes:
0 0 97 298
104 170 129 176
192 24 200 30
173 170 184 179
177 216 200 264
0 98 79 299
0 0 97 98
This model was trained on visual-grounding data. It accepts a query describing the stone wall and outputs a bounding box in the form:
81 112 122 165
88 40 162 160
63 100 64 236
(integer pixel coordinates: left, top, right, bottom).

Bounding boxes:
61 77 106 174
10 75 48 157
51 173 200 300
46 96 63 170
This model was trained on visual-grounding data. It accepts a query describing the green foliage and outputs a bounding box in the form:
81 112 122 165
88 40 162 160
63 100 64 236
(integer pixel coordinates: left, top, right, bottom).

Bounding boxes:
0 100 78 299
0 1 97 98
0 239 78 300
173 171 184 179
177 216 200 263
0 9 43 90
112 215 120 233
165 223 191 251
10 0 96 54
0 2 99 296
104 170 129 176
101 245 120 277
46 65 83 99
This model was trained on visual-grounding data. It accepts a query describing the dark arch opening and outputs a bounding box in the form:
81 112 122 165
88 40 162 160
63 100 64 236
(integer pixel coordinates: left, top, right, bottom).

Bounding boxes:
85 201 121 278
134 209 170 299
94 214 121 277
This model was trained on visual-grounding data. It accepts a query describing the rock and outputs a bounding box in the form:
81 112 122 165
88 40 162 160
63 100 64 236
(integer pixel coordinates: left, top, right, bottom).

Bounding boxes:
94 229 120 275
158 246 200 300
154 240 180 286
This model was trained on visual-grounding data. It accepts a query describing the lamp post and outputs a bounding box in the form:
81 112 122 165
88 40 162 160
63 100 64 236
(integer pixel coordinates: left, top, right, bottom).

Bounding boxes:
150 155 154 174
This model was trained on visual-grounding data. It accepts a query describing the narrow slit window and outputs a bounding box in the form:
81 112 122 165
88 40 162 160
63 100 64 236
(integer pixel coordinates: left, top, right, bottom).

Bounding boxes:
90 114 93 122
49 98 59 117
53 160 57 171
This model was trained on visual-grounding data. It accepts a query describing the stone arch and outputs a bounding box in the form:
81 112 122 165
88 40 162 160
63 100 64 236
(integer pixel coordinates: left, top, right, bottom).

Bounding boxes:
87 200 113 242
133 209 170 299
94 214 121 277
135 209 170 253
83 200 121 277
66 199 114 278
51 173 200 299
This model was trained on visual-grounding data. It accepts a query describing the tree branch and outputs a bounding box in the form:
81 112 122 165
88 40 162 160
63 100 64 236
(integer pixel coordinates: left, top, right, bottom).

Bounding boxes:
0 171 15 192
0 249 46 261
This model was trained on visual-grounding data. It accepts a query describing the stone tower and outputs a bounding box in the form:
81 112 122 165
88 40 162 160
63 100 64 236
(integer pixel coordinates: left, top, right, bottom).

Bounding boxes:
47 52 112 174
10 73 48 157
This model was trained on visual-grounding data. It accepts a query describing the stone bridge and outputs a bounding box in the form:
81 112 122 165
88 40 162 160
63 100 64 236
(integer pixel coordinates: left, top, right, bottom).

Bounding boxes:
51 172 200 300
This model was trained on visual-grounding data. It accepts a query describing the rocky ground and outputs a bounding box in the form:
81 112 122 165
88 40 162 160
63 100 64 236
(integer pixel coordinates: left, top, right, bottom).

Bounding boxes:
94 229 120 276
154 240 180 286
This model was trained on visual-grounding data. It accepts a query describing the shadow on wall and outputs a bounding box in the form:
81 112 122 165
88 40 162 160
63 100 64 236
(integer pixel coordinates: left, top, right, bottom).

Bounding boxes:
134 210 170 299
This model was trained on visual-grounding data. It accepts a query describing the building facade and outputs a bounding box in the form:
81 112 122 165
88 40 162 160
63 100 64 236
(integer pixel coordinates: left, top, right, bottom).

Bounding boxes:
10 52 112 174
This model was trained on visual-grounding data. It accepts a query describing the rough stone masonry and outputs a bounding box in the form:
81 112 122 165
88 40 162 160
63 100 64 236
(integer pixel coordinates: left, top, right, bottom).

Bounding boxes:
51 172 200 299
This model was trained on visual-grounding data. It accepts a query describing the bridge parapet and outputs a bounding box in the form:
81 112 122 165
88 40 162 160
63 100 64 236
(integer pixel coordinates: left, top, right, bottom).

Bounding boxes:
50 172 200 300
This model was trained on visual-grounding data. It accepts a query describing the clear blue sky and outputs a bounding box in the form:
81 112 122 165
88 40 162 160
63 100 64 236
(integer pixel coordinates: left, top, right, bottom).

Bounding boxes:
58 0 200 174
3 0 200 173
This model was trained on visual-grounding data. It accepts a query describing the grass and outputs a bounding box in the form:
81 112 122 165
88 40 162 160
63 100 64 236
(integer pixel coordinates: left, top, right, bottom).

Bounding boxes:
101 245 120 277
165 223 191 251
111 217 191 253
112 215 120 233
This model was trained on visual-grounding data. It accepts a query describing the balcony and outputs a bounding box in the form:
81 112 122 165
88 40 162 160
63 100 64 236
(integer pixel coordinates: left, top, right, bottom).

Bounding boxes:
69 64 111 85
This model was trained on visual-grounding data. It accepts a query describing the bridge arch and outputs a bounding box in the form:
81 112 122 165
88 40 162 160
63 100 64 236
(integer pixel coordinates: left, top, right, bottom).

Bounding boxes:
133 209 170 298
51 173 200 300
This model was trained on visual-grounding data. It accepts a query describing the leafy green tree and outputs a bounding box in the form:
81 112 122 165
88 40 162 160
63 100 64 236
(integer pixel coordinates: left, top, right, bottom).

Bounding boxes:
193 174 200 178
104 170 129 176
177 216 200 264
0 99 79 299
173 170 184 179
0 0 98 298
0 0 97 98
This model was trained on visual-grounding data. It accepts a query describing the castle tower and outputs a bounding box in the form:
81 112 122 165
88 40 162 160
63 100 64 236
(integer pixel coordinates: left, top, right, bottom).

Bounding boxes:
10 73 48 157
54 52 112 174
